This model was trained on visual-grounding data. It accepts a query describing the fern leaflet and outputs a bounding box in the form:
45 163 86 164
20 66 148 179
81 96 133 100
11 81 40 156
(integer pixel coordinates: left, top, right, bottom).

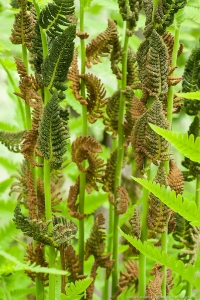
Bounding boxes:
176 91 200 100
60 278 93 300
119 230 200 290
150 124 200 163
132 177 200 226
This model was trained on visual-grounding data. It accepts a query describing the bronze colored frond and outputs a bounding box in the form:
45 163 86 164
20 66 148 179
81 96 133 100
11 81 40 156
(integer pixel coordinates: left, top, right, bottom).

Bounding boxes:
86 19 118 68
71 136 105 192
110 29 122 79
96 253 114 279
86 262 98 300
68 49 86 104
104 90 120 137
10 0 35 48
26 164 38 220
129 206 141 240
0 130 26 153
38 91 69 170
113 260 138 298
64 245 86 282
79 73 107 123
102 148 118 193
167 160 184 195
67 179 86 220
13 203 77 248
85 214 106 260
146 264 163 299
24 242 48 286
127 49 139 87
115 186 129 215
147 165 172 236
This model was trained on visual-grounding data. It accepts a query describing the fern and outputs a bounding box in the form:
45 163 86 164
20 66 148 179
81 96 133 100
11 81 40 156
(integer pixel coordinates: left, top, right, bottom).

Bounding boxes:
132 177 200 226
0 249 68 276
176 91 200 100
150 124 200 163
60 278 93 300
185 6 200 24
119 230 200 290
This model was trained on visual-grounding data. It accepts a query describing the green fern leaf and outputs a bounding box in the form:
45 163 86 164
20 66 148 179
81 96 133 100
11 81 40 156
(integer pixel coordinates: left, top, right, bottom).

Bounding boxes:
132 177 200 226
39 0 75 38
149 124 200 162
0 130 26 153
176 91 200 100
42 25 76 91
119 230 200 289
60 278 93 300
38 91 69 169
186 6 200 24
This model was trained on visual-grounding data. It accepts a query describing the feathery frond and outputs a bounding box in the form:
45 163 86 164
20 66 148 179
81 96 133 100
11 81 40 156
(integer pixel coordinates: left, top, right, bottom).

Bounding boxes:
61 278 93 300
0 130 25 153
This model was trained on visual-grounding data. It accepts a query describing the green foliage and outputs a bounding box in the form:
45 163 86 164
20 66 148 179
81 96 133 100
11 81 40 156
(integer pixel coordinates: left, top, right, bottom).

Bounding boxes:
120 230 200 290
176 91 200 100
150 124 200 162
132 177 200 226
60 278 93 300
0 130 26 153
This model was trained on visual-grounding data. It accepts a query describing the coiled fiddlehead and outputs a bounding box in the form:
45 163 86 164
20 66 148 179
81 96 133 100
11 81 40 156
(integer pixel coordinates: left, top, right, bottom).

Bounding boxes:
38 91 69 170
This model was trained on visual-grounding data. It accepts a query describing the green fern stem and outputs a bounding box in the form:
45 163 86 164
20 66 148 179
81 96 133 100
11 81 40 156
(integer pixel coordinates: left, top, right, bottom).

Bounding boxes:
112 22 129 296
162 25 181 297
78 0 88 275
138 167 151 297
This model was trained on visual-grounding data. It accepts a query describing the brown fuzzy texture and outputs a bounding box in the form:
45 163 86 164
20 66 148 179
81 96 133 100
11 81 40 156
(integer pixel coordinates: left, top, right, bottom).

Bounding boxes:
102 148 118 193
86 262 98 300
24 242 48 286
85 214 106 260
168 160 184 195
68 49 87 105
79 73 107 123
146 265 163 299
104 90 120 138
129 206 141 240
115 186 129 215
86 19 118 68
64 245 86 282
26 164 38 220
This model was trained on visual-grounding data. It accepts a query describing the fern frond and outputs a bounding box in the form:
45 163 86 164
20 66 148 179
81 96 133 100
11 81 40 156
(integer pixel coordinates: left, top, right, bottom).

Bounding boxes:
42 25 76 92
0 130 26 153
60 278 93 300
176 91 200 100
132 177 200 226
79 73 107 123
150 124 200 163
39 0 75 38
10 0 35 47
186 6 200 24
167 160 184 195
65 245 86 282
119 230 200 290
118 0 142 34
38 91 69 170
67 179 87 220
102 148 118 193
104 90 120 137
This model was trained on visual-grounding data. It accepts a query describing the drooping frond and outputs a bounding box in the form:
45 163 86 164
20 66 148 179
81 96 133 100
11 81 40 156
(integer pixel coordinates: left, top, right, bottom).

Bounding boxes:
24 242 48 286
13 203 77 248
120 230 200 290
85 214 106 260
150 124 200 163
38 91 69 170
132 177 200 226
0 130 26 153
131 100 170 170
136 30 169 102
64 245 86 282
79 73 107 123
182 45 200 115
62 278 93 300
68 49 86 104
86 19 118 68
10 0 35 47
39 0 75 38
42 25 76 93
71 136 105 192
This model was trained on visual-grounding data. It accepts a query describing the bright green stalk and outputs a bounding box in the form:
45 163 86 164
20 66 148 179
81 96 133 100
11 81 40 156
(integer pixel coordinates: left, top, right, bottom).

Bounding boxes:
78 0 87 274
112 22 129 296
161 25 181 297
138 167 151 297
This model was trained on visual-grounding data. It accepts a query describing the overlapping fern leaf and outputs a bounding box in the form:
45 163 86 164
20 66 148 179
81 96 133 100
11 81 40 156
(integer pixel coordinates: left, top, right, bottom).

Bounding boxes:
150 124 200 163
0 130 26 153
60 278 93 300
38 91 69 170
39 0 75 39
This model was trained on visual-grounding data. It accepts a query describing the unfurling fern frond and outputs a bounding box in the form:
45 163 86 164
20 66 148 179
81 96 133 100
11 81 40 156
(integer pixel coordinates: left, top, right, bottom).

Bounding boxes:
68 49 86 104
10 0 35 48
110 29 122 79
146 264 163 299
104 90 120 137
71 136 105 192
0 130 26 153
182 116 200 181
13 203 77 248
24 242 48 286
64 245 86 282
150 124 200 163
61 278 93 300
79 73 107 123
42 25 76 93
39 0 75 39
132 177 200 226
182 45 200 115
86 19 118 68
38 91 69 170
85 214 106 260
67 179 87 220
103 148 118 193
115 186 129 215
120 230 200 290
